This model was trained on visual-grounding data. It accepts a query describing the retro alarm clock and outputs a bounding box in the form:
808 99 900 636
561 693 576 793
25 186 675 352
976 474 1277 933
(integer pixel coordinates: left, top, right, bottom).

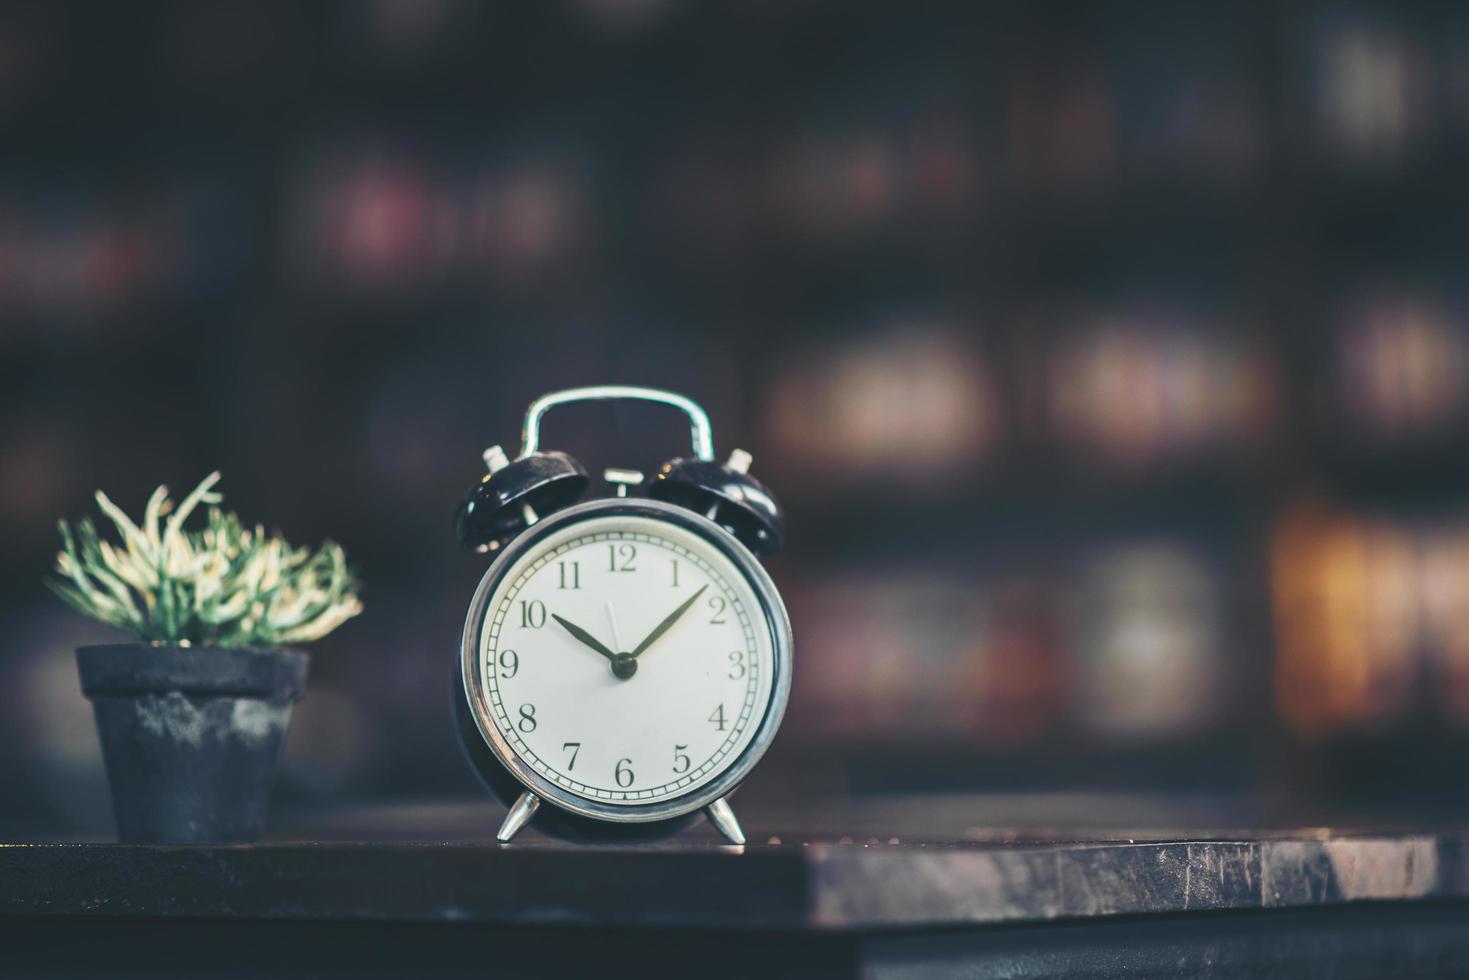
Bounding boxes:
454 386 791 844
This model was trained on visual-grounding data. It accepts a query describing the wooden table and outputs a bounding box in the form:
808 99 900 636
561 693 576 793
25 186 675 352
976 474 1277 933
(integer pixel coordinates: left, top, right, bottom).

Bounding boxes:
3 800 1467 978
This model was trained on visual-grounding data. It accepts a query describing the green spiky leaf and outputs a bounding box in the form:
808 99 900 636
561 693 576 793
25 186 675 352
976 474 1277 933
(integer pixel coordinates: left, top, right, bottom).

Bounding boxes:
47 473 363 647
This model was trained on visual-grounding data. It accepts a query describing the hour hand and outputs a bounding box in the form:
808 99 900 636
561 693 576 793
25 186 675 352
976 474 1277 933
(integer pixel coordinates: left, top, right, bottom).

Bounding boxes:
551 614 616 661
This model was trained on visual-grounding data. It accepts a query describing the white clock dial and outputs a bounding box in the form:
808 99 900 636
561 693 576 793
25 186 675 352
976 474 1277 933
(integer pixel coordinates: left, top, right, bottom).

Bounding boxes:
475 514 775 805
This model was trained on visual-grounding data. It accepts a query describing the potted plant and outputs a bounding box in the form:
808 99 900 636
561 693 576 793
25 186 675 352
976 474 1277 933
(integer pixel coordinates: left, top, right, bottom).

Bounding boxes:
48 472 362 843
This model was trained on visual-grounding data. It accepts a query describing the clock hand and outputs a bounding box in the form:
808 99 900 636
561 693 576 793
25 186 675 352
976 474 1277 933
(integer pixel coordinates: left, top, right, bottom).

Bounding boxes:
551 613 616 661
605 601 625 651
630 584 708 658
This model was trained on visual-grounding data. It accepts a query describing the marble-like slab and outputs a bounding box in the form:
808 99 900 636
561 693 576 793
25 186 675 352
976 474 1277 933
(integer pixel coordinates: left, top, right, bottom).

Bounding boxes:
811 836 1464 928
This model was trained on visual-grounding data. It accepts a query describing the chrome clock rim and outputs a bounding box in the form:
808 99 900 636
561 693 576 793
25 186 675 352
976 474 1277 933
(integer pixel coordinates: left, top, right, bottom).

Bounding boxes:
459 497 793 825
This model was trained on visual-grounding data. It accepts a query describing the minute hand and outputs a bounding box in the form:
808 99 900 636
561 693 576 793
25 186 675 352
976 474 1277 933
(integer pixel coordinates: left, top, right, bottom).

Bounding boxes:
630 584 708 658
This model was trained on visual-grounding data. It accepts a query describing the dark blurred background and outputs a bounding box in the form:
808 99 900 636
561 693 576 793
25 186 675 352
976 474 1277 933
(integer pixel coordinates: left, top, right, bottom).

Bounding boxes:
3 0 1469 837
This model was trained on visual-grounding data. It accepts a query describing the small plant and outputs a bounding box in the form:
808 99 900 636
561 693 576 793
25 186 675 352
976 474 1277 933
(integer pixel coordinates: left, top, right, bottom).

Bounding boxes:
49 472 363 647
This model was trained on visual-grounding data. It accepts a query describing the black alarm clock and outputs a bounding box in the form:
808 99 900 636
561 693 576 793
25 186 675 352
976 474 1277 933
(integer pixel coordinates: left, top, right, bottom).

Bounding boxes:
454 386 792 844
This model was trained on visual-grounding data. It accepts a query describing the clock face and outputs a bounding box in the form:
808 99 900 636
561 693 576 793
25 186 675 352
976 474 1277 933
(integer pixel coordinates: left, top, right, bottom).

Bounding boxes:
473 512 777 807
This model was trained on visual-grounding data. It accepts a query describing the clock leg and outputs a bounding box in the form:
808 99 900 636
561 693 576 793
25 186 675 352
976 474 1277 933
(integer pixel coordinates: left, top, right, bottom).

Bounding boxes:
496 791 541 843
705 796 746 846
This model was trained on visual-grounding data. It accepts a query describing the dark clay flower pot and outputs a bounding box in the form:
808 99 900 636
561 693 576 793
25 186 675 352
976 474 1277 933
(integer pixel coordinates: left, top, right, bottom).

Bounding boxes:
76 644 308 843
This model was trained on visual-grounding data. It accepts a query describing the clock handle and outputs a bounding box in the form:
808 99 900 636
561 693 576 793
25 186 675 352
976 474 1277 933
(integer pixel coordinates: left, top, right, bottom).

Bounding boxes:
520 386 716 462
